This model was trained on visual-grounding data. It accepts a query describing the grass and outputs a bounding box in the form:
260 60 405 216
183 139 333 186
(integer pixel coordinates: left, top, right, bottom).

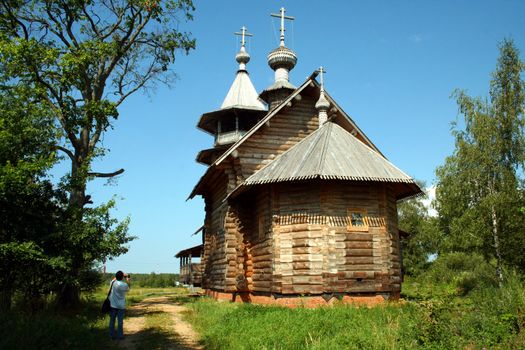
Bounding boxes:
0 291 118 350
3 278 524 350
182 275 525 350
184 299 422 350
0 286 187 350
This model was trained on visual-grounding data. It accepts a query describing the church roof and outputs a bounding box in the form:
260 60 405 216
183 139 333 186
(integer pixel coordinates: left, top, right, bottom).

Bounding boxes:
220 69 266 110
229 122 422 199
188 73 386 200
212 74 382 167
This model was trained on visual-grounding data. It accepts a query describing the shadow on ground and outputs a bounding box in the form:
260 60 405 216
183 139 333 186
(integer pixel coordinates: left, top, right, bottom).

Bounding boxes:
121 327 195 350
119 296 203 350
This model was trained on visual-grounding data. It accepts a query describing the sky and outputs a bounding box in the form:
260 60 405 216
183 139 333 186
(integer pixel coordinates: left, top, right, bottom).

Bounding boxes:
76 1 525 273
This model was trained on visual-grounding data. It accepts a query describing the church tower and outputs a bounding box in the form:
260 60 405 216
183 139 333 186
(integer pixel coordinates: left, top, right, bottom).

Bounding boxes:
196 27 267 165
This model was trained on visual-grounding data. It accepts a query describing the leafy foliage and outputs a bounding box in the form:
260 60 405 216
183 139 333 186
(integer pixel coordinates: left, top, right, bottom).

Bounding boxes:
0 77 64 310
435 39 525 278
0 79 134 310
0 0 195 307
398 184 441 276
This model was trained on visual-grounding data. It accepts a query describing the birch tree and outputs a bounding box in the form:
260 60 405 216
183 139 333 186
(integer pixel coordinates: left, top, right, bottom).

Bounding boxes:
435 39 525 284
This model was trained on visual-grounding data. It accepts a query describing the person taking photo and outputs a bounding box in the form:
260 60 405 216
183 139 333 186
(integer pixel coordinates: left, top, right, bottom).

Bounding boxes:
108 270 130 340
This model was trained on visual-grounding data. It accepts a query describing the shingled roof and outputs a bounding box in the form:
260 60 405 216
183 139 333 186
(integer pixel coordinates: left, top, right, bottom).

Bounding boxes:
221 69 266 111
230 122 422 199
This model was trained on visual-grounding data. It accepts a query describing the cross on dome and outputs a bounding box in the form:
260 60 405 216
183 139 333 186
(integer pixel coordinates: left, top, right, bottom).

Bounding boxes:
234 26 253 48
271 7 294 47
318 66 326 92
233 26 253 71
315 66 330 127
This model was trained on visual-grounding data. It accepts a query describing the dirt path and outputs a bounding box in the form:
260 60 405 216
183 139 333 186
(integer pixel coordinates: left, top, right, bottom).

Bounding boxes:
118 295 203 350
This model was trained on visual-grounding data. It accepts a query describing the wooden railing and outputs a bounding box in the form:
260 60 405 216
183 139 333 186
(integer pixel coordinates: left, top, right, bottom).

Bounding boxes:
215 130 246 146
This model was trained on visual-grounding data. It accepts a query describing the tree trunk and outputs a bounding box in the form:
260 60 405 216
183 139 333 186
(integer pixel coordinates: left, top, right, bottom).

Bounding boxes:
490 204 504 286
57 151 88 309
0 288 13 312
68 151 87 210
56 283 81 310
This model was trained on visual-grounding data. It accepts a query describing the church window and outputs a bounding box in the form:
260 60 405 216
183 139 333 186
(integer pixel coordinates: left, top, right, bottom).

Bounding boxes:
347 209 369 231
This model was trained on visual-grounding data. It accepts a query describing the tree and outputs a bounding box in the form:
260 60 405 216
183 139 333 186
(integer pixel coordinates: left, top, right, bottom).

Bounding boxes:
0 0 195 306
0 79 61 311
398 183 441 276
435 39 525 283
0 67 132 312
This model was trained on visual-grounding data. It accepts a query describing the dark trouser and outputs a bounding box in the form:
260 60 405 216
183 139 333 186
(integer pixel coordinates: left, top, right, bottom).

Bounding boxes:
109 307 125 339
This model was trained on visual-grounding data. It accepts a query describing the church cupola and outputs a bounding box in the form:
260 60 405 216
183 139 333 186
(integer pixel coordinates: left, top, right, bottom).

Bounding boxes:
195 26 267 165
315 67 330 128
220 26 266 111
260 7 298 108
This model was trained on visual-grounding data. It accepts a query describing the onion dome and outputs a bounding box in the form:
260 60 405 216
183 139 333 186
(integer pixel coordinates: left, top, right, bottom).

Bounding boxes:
235 46 250 70
220 26 266 110
260 7 298 106
315 92 330 110
268 45 297 72
315 67 330 127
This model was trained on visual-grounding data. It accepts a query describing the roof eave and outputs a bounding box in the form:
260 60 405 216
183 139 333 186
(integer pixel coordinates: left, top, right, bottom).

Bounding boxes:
228 177 423 201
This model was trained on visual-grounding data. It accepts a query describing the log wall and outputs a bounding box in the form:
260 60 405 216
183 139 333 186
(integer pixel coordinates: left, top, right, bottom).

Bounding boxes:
267 181 401 296
201 170 232 291
198 89 403 299
200 94 319 293
236 96 318 181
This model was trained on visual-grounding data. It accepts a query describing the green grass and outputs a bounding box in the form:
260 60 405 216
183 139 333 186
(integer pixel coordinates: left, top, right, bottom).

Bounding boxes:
0 286 187 350
3 280 524 350
0 292 118 350
184 299 422 350
183 276 525 350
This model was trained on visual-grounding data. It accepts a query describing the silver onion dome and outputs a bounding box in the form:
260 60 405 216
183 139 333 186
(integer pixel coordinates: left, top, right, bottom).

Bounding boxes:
315 92 330 110
236 46 250 67
267 46 297 71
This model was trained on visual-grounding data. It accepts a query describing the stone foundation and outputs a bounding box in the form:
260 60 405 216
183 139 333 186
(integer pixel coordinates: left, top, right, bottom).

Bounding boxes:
204 289 397 308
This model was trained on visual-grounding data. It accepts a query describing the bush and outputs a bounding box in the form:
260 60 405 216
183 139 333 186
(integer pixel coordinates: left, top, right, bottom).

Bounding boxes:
423 252 498 295
407 268 525 349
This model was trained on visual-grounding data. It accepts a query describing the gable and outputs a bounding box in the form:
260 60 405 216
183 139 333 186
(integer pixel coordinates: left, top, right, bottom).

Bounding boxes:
213 72 384 169
235 93 319 180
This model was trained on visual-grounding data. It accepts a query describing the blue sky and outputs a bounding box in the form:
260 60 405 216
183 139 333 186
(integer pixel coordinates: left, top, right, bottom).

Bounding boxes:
79 1 525 273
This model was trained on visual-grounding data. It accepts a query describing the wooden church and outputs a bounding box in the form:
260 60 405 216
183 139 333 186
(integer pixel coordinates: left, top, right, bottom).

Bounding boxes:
178 8 422 306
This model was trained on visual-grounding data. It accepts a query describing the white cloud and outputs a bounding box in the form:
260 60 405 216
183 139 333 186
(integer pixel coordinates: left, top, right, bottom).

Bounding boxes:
408 33 423 44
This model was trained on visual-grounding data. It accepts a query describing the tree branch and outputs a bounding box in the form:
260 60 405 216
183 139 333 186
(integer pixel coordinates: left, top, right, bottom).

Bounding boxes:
115 60 158 106
87 168 125 178
89 120 104 151
1 1 29 39
63 3 79 48
54 145 75 161
100 8 151 92
81 5 101 37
